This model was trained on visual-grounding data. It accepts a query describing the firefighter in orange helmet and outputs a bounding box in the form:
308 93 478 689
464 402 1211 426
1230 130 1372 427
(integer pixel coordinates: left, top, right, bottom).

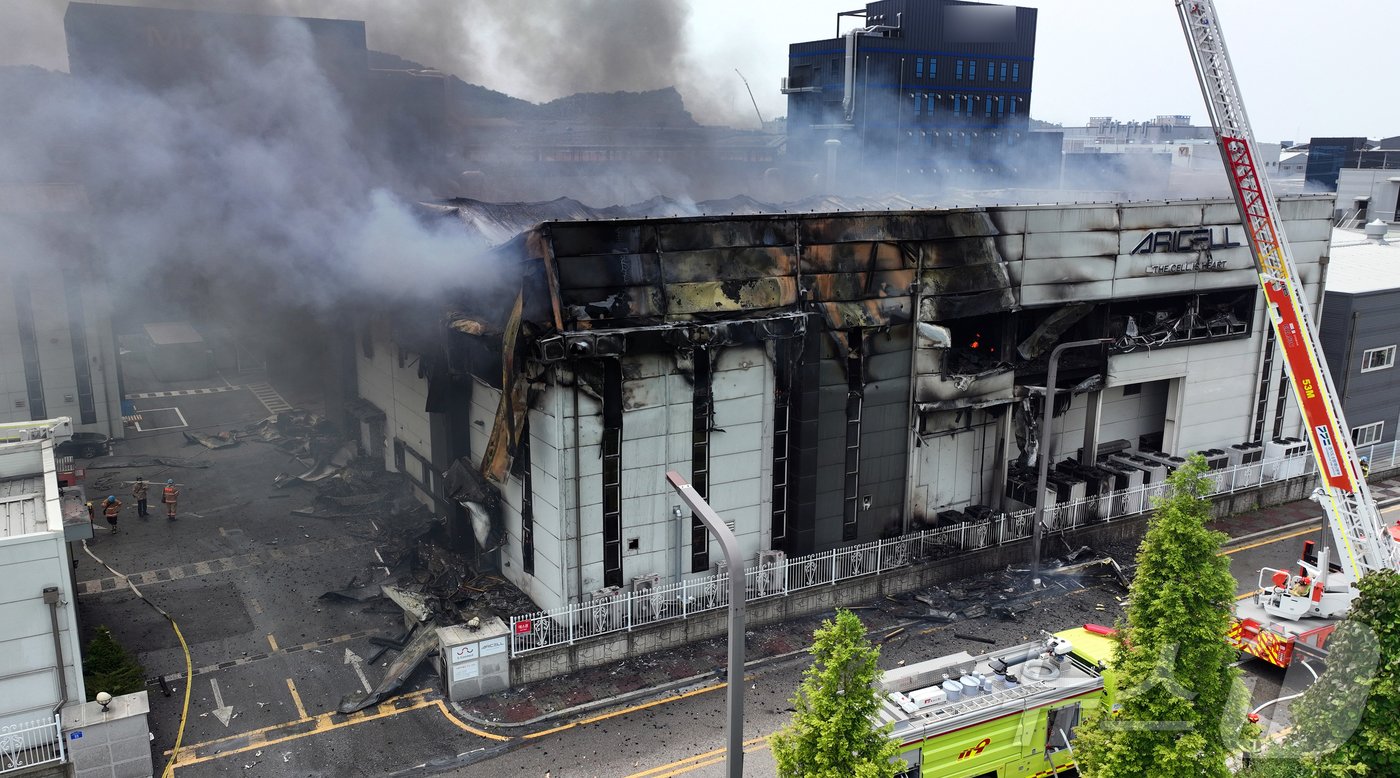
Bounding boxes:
162 479 180 520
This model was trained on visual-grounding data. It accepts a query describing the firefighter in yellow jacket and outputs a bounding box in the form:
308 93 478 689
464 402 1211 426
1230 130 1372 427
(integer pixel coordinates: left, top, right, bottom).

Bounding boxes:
162 479 180 520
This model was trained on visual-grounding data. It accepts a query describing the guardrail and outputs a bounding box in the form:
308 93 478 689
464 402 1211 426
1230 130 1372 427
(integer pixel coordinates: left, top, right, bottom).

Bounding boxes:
509 445 1397 658
0 715 65 775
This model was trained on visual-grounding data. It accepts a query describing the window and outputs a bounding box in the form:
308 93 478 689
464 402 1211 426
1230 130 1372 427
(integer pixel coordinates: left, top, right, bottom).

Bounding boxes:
924 93 932 117
1000 62 1008 81
915 57 923 78
831 58 841 78
952 96 960 116
969 60 977 80
1012 63 1020 82
1045 703 1082 754
1010 97 1017 115
912 92 921 116
1353 422 1384 447
996 95 1005 116
929 57 936 79
603 360 624 587
985 96 992 117
1362 345 1396 372
691 349 714 572
955 59 963 80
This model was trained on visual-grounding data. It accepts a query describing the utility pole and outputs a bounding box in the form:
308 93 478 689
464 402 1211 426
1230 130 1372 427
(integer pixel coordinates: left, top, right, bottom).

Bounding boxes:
667 471 745 778
1031 338 1112 583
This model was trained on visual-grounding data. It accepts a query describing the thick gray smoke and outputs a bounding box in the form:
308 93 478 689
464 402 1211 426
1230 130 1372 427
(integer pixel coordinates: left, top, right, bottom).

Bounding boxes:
2 0 691 109
0 13 485 314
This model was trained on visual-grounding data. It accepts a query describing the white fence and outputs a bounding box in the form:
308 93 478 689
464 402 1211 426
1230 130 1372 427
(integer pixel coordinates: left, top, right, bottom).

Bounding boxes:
509 444 1399 658
0 716 65 775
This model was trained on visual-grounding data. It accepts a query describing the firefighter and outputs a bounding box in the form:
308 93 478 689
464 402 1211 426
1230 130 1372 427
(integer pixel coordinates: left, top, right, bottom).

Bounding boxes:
162 479 180 520
1291 574 1311 598
1360 456 1370 480
103 495 122 533
132 476 149 518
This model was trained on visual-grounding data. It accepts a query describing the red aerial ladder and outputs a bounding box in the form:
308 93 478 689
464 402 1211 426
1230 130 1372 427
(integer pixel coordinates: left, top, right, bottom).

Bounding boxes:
1176 0 1400 666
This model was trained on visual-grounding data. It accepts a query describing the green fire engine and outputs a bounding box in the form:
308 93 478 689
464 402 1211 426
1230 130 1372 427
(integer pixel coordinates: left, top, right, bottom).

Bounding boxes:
875 625 1117 778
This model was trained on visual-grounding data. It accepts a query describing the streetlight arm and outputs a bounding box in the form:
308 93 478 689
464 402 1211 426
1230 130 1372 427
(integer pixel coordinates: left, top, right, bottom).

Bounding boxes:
1031 338 1113 583
666 471 746 778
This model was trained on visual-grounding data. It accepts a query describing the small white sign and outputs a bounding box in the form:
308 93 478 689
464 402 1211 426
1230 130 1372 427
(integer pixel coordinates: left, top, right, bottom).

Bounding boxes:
451 643 478 664
451 660 480 683
479 637 507 658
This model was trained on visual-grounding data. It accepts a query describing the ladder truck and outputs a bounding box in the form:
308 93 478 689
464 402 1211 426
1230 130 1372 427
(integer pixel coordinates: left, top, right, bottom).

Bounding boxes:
1176 0 1400 667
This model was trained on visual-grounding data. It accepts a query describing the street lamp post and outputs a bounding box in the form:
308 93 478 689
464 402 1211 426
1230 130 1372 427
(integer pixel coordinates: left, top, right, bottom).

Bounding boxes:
1031 338 1113 584
667 471 745 778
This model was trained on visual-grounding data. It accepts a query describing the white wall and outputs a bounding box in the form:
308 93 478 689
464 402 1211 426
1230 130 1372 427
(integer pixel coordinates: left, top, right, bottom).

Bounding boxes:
1336 169 1400 223
354 320 433 476
0 531 85 730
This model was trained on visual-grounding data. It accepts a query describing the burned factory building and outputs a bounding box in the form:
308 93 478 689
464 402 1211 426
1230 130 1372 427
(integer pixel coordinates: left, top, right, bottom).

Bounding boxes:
354 194 1333 613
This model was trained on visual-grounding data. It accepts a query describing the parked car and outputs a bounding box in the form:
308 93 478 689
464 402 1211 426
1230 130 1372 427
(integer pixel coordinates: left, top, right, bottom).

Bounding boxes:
56 432 112 459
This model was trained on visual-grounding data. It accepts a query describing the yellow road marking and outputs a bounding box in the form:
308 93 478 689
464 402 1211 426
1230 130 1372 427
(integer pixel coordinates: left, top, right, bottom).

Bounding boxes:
266 634 279 652
285 678 307 720
525 682 728 739
165 687 505 769
1220 527 1316 556
626 736 770 778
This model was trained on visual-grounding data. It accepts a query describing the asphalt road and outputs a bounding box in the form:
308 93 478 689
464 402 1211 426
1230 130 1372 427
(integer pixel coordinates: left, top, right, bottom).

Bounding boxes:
76 373 1359 777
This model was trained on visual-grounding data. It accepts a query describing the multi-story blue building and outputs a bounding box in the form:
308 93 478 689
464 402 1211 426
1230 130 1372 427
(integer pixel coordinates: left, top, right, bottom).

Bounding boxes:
783 0 1059 193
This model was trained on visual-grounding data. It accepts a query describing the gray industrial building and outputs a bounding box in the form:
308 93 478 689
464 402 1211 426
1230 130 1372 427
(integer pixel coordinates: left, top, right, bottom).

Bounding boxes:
0 183 125 436
1320 222 1400 454
783 0 1061 192
355 194 1333 613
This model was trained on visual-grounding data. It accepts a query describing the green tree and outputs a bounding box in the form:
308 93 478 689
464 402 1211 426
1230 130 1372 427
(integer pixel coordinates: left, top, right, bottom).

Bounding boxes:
1074 454 1244 777
770 608 901 778
1269 569 1400 776
83 625 146 700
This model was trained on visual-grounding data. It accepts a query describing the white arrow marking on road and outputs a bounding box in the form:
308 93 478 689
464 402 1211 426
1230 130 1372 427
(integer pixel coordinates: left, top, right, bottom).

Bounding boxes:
344 648 371 693
209 678 233 727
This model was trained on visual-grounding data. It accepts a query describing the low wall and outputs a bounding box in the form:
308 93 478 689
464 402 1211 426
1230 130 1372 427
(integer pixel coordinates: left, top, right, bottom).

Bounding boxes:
512 473 1321 685
61 692 153 778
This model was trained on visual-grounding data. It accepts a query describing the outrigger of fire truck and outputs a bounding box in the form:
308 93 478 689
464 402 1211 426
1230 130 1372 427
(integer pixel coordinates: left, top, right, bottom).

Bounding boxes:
1177 0 1400 667
876 625 1116 778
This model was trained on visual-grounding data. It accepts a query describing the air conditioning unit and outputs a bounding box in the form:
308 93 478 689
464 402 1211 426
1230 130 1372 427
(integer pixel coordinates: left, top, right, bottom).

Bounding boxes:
1108 453 1168 504
756 550 786 597
1263 437 1308 479
631 574 662 623
1227 442 1264 484
1095 459 1145 516
1136 450 1187 473
584 586 624 634
1193 448 1230 490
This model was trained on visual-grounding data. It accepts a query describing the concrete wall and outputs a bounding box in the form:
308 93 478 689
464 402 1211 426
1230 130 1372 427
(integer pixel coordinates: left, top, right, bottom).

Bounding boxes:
512 472 1320 685
0 531 85 731
0 272 122 438
1321 289 1400 447
62 692 153 778
353 319 433 478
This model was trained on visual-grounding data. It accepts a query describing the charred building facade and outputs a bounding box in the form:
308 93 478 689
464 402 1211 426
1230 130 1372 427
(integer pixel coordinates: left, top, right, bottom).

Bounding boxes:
784 0 1061 192
355 195 1333 612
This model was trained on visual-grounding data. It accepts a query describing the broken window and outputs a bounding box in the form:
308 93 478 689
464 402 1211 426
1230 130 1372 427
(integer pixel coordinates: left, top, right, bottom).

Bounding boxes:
771 340 793 551
603 360 624 588
691 348 713 573
842 330 864 542
1108 290 1253 353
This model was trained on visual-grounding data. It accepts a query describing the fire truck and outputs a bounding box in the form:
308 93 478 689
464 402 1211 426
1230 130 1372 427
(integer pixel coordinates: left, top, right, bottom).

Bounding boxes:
876 625 1116 778
1176 0 1400 668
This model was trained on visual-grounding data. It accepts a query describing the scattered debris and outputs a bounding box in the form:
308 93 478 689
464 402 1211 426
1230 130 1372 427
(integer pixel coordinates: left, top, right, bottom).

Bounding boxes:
85 457 211 470
183 430 240 449
338 619 439 714
954 633 998 645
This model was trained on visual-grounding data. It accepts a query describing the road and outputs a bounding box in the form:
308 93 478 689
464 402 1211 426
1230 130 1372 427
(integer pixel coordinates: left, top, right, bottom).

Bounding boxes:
424 517 1360 778
83 375 1379 776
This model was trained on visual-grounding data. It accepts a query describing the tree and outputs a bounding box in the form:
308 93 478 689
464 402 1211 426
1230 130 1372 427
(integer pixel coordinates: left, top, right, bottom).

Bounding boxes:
770 608 901 778
1266 569 1400 776
1074 454 1245 777
83 625 146 700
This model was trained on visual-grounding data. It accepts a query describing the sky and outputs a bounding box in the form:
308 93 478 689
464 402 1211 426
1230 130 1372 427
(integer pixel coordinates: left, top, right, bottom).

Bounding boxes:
2 0 1395 143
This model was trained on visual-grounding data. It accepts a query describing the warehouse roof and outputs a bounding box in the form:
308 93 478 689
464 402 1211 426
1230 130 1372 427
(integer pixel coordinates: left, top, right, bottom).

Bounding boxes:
1327 227 1400 295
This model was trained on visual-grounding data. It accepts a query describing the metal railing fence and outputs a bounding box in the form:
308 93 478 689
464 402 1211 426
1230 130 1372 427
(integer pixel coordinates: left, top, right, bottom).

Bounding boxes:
0 715 65 775
510 441 1400 657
